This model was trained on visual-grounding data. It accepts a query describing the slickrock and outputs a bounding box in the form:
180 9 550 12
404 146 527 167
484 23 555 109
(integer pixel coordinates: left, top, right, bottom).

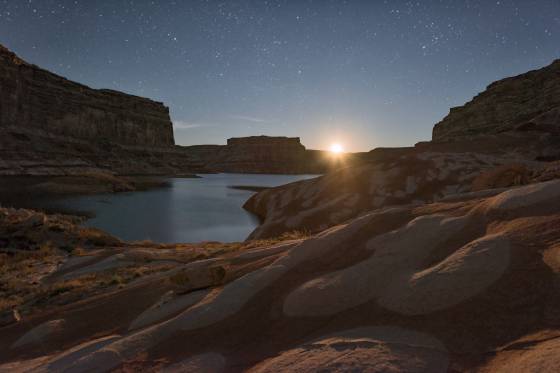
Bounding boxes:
163 353 226 373
249 327 449 373
11 319 66 349
2 180 560 371
244 151 517 239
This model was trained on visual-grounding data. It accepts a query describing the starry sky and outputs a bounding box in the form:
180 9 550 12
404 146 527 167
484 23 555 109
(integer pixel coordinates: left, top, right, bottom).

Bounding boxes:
1 0 559 151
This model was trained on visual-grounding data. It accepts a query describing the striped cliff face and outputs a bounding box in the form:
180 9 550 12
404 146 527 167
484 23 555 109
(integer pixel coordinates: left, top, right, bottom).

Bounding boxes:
0 44 174 147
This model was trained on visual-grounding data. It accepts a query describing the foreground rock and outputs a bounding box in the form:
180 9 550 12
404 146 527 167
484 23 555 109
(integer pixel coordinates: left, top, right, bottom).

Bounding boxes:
1 180 560 371
243 150 553 239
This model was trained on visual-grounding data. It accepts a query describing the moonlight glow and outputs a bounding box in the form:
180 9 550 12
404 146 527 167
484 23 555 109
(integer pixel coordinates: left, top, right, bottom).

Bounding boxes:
330 143 344 153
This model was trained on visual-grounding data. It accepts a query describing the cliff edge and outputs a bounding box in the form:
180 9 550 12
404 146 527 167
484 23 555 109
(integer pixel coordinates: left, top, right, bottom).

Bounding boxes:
0 44 174 147
433 59 560 141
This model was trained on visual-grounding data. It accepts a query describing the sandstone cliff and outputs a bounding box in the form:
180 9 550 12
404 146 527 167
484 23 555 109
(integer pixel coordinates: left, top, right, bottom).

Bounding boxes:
0 45 334 175
0 45 174 147
433 59 560 141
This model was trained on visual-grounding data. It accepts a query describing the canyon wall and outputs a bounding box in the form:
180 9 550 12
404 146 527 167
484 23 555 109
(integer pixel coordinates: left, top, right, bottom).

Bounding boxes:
0 45 340 175
432 59 560 141
0 45 174 147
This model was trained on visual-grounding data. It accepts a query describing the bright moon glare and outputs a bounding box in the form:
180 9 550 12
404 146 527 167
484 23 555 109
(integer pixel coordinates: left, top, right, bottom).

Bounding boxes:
330 143 344 153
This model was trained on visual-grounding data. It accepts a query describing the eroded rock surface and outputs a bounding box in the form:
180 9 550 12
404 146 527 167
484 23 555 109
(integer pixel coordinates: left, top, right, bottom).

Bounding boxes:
249 327 449 373
2 180 560 372
244 151 527 239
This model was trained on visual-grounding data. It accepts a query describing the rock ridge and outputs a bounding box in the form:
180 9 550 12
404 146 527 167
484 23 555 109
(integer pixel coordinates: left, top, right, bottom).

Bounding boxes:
433 59 560 141
0 44 174 147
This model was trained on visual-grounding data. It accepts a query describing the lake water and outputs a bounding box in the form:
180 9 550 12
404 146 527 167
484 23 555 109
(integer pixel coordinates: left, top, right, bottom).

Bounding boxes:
38 174 318 243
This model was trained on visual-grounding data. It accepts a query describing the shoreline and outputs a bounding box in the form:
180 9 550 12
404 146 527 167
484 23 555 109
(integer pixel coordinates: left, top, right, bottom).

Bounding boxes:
228 185 271 192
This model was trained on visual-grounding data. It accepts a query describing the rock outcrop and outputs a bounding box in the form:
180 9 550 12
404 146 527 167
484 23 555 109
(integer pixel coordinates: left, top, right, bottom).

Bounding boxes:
0 45 174 147
2 180 560 371
243 151 538 239
433 59 560 141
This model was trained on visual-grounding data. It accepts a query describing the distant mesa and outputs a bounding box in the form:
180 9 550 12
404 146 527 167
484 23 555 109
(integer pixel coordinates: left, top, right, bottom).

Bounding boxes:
226 136 304 148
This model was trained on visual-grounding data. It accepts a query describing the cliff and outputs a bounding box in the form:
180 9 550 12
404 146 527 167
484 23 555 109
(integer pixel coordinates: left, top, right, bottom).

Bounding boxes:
0 45 338 175
0 45 174 146
433 59 560 141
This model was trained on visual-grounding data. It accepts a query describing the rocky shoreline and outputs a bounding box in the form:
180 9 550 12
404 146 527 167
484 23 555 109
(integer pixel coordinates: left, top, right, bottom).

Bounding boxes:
2 176 560 371
1 46 560 371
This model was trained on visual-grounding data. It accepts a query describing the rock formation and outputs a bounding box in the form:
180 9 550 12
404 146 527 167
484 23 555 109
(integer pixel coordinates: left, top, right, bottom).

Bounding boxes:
433 59 560 141
3 47 560 373
213 136 307 173
244 57 560 238
0 45 174 147
0 44 203 176
2 180 560 371
182 136 347 174
0 44 346 176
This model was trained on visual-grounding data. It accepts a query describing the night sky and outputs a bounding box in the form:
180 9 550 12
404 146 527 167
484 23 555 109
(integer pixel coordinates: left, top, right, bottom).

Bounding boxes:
1 1 559 151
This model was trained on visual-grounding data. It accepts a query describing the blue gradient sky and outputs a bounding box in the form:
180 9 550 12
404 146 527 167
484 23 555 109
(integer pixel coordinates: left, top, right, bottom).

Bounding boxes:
1 0 559 151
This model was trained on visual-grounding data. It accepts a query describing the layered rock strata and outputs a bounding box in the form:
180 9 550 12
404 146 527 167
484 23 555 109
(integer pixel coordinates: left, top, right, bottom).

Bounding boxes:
0 45 174 147
433 59 560 141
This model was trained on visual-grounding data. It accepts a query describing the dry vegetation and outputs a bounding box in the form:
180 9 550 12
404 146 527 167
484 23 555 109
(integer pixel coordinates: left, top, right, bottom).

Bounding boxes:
0 207 308 327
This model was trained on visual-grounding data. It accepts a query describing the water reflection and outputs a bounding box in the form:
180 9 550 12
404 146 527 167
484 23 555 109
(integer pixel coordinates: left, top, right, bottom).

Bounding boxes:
38 174 317 243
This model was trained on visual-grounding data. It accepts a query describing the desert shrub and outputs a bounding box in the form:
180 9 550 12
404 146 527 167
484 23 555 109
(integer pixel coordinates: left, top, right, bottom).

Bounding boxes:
471 164 531 192
278 229 310 240
78 227 121 246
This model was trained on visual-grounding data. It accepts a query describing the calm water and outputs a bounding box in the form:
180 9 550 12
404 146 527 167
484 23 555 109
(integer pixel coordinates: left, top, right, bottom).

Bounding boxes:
37 174 318 243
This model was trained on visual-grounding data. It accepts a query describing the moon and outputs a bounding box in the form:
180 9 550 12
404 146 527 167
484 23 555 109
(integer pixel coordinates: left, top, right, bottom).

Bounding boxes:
329 143 344 153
